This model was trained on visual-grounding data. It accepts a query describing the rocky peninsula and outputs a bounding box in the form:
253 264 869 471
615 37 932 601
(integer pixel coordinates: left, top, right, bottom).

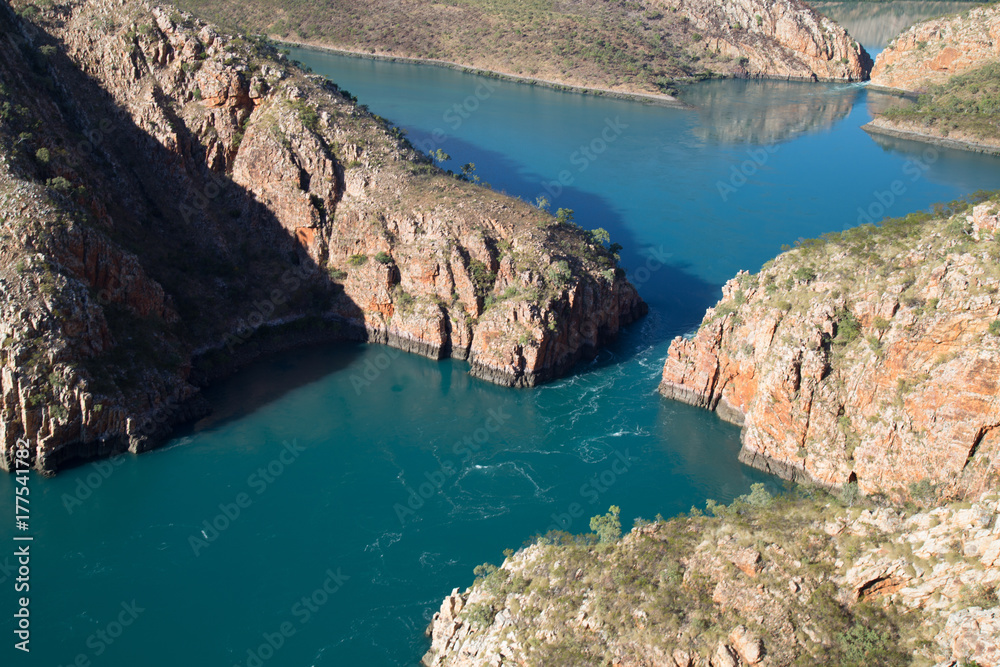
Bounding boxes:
865 3 1000 154
0 0 644 472
175 0 872 98
659 195 1000 498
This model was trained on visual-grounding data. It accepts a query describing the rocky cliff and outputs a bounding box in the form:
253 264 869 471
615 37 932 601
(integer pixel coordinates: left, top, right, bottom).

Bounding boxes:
659 194 1000 498
0 0 644 473
423 488 1000 667
870 2 1000 92
655 0 872 82
176 0 870 99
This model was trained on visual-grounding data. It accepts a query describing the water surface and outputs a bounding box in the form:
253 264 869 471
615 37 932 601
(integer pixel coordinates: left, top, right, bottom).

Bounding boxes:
2 41 1000 667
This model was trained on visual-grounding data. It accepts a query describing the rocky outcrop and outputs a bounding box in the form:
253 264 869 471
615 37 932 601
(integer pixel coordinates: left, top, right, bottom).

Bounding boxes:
424 489 1000 666
659 196 1000 498
0 0 644 472
870 3 1000 91
658 0 872 82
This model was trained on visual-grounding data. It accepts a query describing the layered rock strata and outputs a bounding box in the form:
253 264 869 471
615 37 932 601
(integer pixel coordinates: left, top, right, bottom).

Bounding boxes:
656 0 872 82
870 3 1000 91
424 490 1000 666
0 0 644 472
660 197 1000 498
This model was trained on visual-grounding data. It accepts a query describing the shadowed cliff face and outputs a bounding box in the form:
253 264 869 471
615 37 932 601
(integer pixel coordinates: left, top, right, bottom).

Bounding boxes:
0 0 645 473
659 196 1000 498
870 2 1000 91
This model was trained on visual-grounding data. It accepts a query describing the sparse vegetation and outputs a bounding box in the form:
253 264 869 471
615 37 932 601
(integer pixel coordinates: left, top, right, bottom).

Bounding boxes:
172 0 787 97
881 62 1000 143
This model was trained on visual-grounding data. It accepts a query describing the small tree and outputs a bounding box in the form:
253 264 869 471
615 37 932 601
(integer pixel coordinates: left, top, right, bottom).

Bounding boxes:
555 208 574 226
591 227 611 246
590 505 621 545
431 148 451 164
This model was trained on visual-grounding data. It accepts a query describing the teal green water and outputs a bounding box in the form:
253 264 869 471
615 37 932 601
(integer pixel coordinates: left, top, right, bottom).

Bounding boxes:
4 47 1000 666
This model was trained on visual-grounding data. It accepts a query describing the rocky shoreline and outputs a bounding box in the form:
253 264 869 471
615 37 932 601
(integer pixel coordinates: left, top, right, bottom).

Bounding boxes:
276 41 688 108
0 0 644 473
863 116 1000 157
423 489 1000 666
658 198 1000 498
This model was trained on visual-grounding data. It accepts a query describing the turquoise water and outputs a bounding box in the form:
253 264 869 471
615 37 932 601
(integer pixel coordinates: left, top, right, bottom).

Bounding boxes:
3 47 1000 666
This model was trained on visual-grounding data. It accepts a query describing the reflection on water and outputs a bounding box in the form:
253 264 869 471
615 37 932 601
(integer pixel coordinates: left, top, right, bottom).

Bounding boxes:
867 87 917 116
812 1 979 48
679 78 859 145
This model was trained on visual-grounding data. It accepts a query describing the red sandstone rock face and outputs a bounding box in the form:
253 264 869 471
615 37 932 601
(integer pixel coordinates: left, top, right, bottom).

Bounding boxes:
660 203 1000 497
0 0 644 472
659 0 872 81
871 4 1000 91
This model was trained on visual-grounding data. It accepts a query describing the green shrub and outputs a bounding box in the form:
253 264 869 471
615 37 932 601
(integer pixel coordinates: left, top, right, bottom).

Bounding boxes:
46 176 72 192
348 254 368 266
835 623 908 667
468 259 496 299
34 147 50 165
794 266 817 283
546 260 572 286
989 320 1000 336
835 310 861 344
374 251 393 265
589 506 621 545
328 268 347 280
555 208 574 226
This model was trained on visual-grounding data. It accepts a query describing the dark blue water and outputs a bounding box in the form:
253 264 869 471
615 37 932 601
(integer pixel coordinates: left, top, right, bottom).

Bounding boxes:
2 46 999 667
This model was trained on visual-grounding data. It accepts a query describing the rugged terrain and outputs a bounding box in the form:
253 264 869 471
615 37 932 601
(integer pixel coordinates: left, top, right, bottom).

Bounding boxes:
0 0 644 472
865 61 1000 155
175 0 871 97
813 1 979 50
423 488 1000 667
659 193 1000 498
870 2 1000 92
863 3 1000 153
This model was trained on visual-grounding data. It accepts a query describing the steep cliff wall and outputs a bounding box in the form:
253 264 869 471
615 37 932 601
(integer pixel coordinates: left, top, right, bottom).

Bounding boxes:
870 3 1000 92
659 195 1000 498
0 0 644 472
655 0 871 82
424 489 1000 666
